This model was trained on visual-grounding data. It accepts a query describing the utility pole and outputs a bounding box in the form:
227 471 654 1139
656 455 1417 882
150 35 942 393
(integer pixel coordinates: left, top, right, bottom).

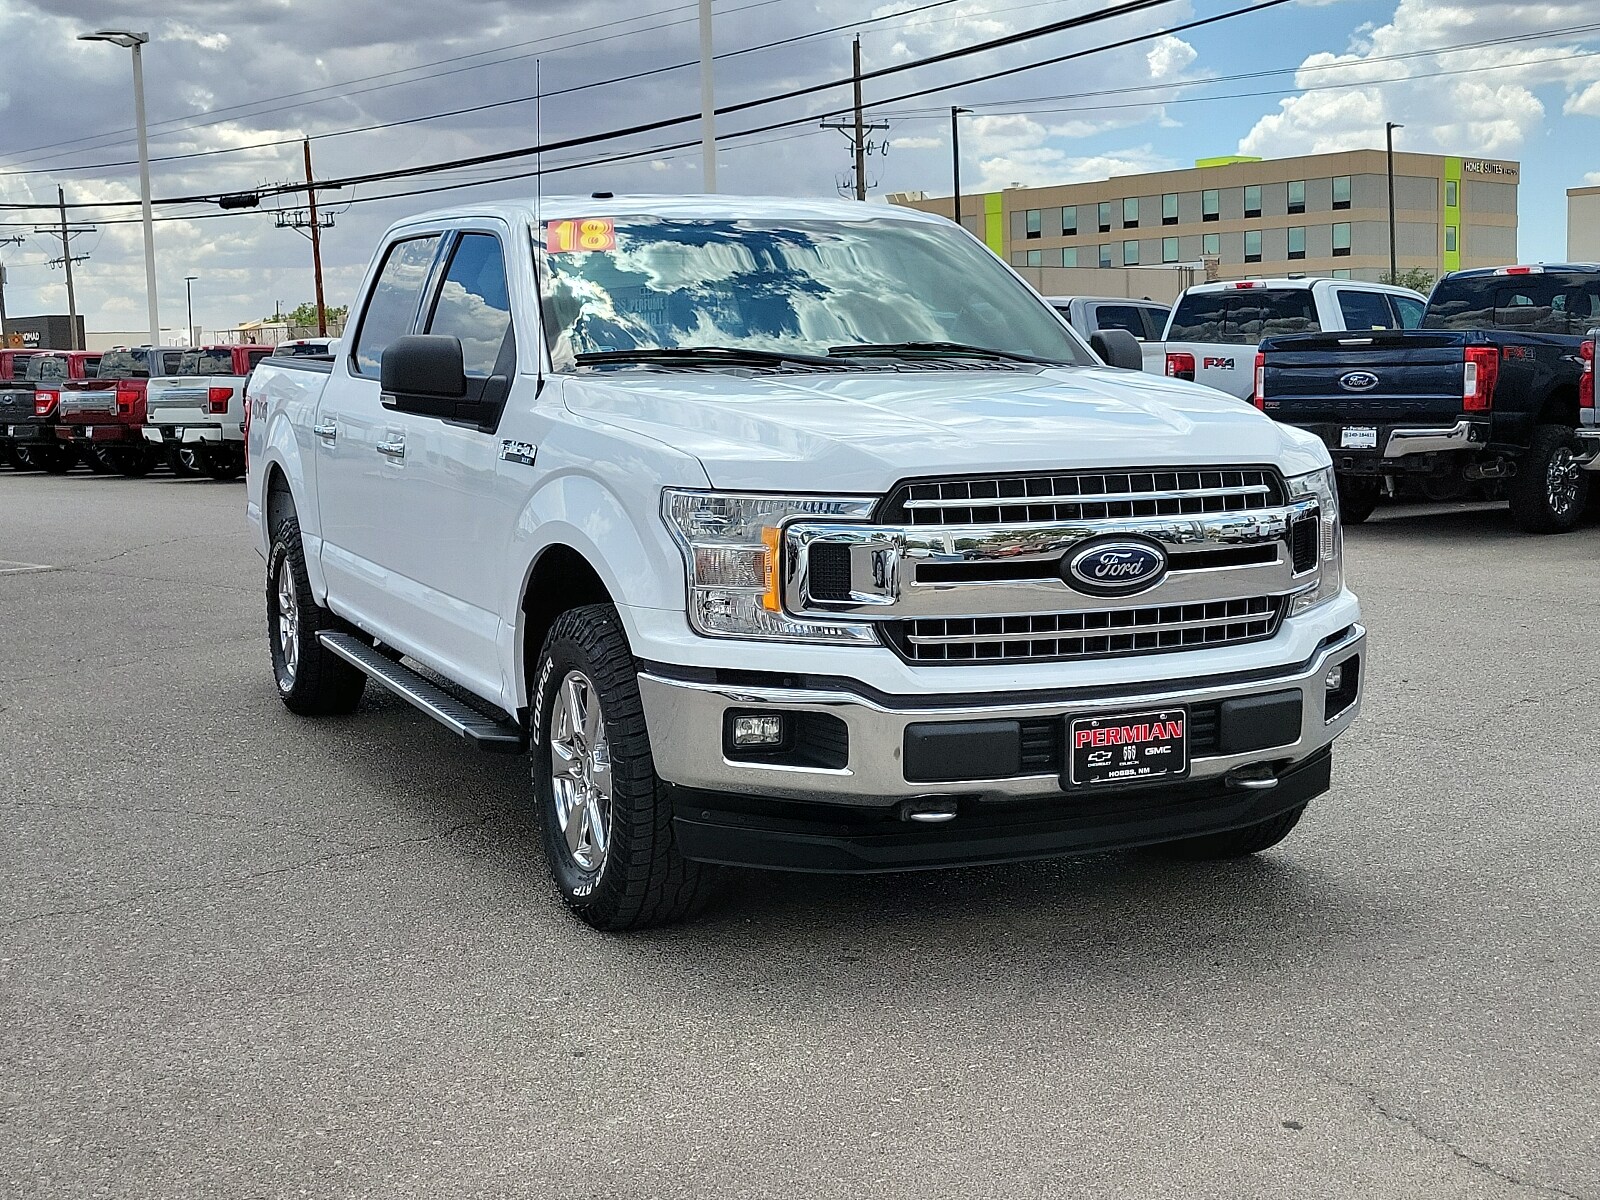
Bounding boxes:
0 235 24 328
698 0 715 192
1385 121 1403 284
37 187 95 351
951 107 972 227
304 138 328 336
822 38 888 200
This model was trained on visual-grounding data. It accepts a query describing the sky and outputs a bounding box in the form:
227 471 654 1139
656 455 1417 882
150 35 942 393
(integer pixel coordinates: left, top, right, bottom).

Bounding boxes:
0 0 1597 338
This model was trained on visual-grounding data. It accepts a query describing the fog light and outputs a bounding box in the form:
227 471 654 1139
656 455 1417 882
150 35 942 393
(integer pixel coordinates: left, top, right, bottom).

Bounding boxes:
1325 665 1343 692
731 714 785 747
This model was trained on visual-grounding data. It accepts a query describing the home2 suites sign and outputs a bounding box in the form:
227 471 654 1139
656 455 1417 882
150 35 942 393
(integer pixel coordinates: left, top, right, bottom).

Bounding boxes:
1461 160 1518 178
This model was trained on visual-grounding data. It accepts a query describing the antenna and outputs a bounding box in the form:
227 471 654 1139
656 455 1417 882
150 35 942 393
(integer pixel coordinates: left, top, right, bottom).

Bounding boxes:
533 57 545 394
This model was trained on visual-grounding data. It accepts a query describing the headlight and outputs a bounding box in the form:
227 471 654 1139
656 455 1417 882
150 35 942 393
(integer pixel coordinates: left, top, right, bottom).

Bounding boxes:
1286 467 1343 615
662 490 878 642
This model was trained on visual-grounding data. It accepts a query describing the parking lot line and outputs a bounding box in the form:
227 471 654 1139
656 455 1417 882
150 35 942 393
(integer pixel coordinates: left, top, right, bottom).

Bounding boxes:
0 559 55 574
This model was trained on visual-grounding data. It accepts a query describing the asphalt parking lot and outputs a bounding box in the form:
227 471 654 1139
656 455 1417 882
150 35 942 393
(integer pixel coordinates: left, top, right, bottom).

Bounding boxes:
2 470 1597 1199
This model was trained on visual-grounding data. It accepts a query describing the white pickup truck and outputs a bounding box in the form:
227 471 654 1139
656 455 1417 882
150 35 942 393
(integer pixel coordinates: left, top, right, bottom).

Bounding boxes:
145 344 273 478
245 195 1365 930
1159 278 1427 400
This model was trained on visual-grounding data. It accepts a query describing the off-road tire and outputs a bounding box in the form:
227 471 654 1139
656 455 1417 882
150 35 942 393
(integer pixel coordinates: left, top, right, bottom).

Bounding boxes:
104 445 155 477
1508 424 1588 534
1155 803 1307 860
84 446 114 474
265 512 367 716
169 445 203 477
531 604 718 931
1337 476 1380 525
35 444 78 474
205 450 243 481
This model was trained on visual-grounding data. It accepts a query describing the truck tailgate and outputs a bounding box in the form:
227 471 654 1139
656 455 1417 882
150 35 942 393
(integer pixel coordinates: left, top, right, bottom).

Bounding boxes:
1261 331 1466 425
58 383 121 420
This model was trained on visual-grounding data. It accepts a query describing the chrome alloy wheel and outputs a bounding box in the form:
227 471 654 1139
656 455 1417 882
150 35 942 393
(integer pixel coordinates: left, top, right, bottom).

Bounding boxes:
1547 444 1582 517
274 555 300 685
548 670 613 874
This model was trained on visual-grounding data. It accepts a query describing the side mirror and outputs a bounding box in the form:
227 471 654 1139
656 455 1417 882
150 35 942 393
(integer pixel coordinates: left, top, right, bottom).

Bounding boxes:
381 335 466 417
1089 328 1144 371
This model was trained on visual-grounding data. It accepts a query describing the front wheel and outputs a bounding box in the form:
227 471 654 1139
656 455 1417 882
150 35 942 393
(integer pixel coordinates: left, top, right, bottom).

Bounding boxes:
1155 804 1307 860
1336 476 1380 525
531 604 718 931
1508 425 1589 534
265 513 367 715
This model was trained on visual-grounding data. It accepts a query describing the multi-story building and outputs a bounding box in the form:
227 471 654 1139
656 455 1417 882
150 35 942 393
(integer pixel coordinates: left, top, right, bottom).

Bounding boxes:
891 150 1519 287
1569 184 1600 262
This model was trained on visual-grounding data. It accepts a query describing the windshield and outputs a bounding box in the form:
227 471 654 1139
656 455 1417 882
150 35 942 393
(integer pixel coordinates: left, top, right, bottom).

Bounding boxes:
537 216 1090 366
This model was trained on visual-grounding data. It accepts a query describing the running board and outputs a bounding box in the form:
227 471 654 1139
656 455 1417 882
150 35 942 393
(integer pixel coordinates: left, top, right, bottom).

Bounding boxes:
317 631 526 753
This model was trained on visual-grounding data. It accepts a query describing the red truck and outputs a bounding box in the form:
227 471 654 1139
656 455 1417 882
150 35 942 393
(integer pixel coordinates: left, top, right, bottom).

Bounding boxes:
2 349 104 472
54 345 187 475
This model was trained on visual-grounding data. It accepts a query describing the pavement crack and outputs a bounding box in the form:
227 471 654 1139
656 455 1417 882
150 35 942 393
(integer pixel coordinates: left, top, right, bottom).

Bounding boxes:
0 813 505 931
5 800 358 845
70 533 215 567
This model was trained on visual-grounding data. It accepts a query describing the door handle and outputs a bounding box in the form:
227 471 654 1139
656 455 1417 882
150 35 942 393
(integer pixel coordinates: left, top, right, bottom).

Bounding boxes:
313 421 337 441
375 438 406 460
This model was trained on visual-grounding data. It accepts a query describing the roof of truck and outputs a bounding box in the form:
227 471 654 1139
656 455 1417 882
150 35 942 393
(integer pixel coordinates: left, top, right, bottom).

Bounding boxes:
1179 277 1424 298
384 193 949 234
1446 263 1600 278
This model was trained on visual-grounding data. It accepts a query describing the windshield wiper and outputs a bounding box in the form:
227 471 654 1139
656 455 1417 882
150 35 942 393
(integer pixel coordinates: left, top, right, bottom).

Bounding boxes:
827 340 1060 365
575 346 837 368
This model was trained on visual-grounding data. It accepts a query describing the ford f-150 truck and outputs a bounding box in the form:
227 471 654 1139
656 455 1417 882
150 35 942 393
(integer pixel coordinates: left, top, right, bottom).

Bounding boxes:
1044 295 1169 372
143 344 272 479
246 196 1365 930
2 349 102 472
1257 265 1600 530
1160 278 1427 401
56 345 187 475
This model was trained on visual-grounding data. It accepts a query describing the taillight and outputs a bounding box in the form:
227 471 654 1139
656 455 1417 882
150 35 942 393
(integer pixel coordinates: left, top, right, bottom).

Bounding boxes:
35 389 58 416
115 386 140 415
1580 339 1594 410
1166 351 1196 382
1252 352 1266 410
1463 346 1499 412
208 386 232 414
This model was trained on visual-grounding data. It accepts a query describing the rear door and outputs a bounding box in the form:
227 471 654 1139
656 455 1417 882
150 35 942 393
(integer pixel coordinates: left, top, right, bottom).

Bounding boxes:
315 232 445 634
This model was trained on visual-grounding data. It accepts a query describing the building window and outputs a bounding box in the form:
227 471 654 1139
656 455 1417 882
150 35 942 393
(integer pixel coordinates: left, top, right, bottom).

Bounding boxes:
1333 175 1351 210
1061 247 1078 267
1123 197 1140 228
1332 268 1352 279
1288 179 1305 214
1332 222 1351 256
1062 205 1078 236
1445 225 1458 252
1026 249 1043 266
1098 201 1112 232
1162 236 1179 263
1244 230 1261 263
1288 226 1306 260
1202 189 1219 222
1162 193 1178 225
1123 240 1140 266
1203 232 1220 257
1099 243 1113 268
1244 185 1261 218
1445 180 1458 207
1025 209 1041 240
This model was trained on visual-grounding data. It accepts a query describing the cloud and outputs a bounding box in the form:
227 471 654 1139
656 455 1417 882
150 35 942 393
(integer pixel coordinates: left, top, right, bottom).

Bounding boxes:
890 136 943 150
1146 37 1197 82
1237 0 1600 159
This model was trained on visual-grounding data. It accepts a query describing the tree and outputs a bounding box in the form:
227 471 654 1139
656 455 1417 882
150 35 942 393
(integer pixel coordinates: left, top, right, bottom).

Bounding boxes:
1380 268 1435 294
264 302 350 327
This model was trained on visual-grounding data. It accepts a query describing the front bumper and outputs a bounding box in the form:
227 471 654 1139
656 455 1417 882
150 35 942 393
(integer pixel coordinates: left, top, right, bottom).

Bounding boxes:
639 623 1363 808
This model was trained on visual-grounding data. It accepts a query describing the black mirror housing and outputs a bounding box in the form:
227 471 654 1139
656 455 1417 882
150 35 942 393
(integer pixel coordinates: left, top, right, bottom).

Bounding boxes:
1089 328 1144 372
381 335 467 403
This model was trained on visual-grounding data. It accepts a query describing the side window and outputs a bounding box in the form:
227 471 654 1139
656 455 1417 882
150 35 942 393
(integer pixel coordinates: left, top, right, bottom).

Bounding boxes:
1094 305 1147 340
352 235 442 376
1141 307 1169 341
1336 289 1398 331
1168 293 1229 343
1391 295 1426 329
425 233 513 376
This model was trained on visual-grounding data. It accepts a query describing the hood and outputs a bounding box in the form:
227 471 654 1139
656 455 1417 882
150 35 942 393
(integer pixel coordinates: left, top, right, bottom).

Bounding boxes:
562 364 1331 494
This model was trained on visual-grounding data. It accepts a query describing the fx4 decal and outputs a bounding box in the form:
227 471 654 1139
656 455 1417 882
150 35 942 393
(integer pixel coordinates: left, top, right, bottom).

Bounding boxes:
1202 357 1236 370
499 439 537 467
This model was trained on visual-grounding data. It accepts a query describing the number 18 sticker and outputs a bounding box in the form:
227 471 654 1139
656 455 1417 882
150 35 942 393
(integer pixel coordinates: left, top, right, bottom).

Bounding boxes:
545 218 616 253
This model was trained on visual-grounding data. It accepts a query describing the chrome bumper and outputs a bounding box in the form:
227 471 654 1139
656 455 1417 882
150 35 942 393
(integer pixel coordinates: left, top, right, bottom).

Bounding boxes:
1383 419 1487 458
142 424 224 445
1576 428 1600 470
638 625 1364 807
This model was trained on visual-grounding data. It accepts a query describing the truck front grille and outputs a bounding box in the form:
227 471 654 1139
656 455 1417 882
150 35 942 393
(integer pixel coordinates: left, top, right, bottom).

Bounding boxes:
882 467 1285 527
885 595 1284 665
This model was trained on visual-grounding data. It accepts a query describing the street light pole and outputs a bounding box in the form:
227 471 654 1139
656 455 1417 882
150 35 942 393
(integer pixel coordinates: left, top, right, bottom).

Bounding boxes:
698 0 716 192
184 275 197 345
80 29 159 346
1385 121 1403 284
950 107 971 228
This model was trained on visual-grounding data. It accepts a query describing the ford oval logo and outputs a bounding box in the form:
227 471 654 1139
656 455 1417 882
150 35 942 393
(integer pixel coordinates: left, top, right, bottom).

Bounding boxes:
1339 370 1379 392
1066 538 1168 596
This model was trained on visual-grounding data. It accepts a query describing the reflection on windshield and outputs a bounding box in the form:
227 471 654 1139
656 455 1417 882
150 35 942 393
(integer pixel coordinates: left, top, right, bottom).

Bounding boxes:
537 217 1087 368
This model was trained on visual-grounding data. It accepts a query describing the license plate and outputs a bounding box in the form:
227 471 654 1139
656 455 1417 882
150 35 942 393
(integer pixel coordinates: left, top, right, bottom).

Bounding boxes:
1068 708 1188 788
1340 426 1378 450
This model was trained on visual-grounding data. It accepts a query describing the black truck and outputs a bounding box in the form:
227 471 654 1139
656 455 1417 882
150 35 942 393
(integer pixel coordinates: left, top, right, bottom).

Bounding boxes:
1256 265 1599 532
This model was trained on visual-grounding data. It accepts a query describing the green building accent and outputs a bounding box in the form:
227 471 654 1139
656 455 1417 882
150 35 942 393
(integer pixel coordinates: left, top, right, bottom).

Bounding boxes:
983 192 1004 255
1194 156 1263 168
1443 156 1462 273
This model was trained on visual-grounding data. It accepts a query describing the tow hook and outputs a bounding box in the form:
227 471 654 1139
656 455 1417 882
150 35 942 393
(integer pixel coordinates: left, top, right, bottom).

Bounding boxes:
1225 764 1279 791
900 797 959 823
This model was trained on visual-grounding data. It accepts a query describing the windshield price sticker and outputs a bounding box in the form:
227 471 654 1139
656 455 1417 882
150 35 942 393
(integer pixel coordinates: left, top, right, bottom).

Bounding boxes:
546 218 617 253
